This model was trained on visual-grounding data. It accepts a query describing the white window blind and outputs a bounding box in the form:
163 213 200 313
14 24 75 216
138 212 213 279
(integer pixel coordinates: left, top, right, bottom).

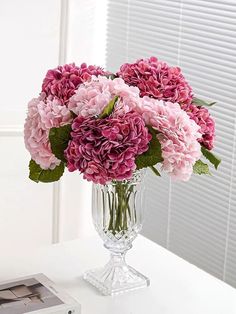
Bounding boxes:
106 0 236 287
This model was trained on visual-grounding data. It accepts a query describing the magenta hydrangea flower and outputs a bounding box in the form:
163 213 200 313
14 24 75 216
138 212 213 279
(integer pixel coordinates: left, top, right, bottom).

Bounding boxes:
68 75 140 117
181 103 215 150
118 56 193 105
136 97 202 181
42 63 106 103
65 112 151 184
24 95 72 170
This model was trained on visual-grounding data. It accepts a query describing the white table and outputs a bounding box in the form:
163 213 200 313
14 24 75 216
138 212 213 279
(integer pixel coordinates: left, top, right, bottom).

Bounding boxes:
1 235 236 314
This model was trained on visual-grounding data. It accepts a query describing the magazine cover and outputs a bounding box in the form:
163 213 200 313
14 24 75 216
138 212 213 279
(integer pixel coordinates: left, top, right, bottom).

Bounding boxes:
0 274 81 314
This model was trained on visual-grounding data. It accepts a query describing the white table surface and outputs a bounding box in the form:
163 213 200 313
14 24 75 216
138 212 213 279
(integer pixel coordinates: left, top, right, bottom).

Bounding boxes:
1 235 236 314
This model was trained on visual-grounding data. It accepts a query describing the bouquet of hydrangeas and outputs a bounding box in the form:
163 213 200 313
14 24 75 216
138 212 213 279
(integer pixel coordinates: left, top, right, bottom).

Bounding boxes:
24 57 220 184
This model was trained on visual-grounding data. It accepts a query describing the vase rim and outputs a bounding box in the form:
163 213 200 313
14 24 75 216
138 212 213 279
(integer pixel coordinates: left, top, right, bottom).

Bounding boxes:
100 169 147 186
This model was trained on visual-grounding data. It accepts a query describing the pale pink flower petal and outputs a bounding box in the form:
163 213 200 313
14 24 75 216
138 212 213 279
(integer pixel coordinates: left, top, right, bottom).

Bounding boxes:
24 96 72 170
136 97 202 181
68 76 140 117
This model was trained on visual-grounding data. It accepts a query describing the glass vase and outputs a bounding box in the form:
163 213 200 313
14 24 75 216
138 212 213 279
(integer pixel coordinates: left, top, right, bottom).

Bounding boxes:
83 170 150 296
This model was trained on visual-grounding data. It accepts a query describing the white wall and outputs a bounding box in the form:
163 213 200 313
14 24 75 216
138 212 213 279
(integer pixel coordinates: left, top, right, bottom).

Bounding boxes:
0 0 107 249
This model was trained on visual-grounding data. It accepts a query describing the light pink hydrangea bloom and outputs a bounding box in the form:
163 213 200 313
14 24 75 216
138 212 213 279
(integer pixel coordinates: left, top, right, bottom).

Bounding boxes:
68 76 140 117
136 97 202 181
24 96 72 170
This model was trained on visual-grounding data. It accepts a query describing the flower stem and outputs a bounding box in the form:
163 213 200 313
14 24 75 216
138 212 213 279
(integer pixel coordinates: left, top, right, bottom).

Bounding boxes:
107 182 132 234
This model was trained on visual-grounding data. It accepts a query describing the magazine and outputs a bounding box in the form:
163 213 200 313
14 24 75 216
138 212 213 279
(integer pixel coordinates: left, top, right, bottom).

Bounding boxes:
0 274 81 314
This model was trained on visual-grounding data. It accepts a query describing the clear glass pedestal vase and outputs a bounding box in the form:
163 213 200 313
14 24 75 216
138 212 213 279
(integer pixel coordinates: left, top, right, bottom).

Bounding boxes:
83 170 150 296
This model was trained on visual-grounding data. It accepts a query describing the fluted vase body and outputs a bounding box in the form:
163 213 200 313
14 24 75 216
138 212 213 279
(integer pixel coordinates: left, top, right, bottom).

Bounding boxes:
84 170 150 295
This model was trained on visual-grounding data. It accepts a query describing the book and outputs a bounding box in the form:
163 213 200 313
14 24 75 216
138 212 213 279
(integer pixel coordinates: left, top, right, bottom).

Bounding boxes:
0 273 81 314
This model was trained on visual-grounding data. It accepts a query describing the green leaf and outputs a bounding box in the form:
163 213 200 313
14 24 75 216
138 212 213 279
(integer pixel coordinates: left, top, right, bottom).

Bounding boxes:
149 165 161 176
201 146 221 170
105 73 117 80
99 96 119 119
192 97 216 107
29 159 65 183
70 110 77 119
135 126 163 170
193 160 211 175
49 124 72 162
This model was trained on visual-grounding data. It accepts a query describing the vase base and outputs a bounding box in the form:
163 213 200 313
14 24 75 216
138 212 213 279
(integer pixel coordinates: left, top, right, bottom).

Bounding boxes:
83 264 150 296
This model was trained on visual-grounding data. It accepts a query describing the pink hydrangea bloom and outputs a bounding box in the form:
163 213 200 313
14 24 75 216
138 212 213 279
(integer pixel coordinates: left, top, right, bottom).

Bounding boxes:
136 97 202 181
181 103 215 150
118 56 193 105
67 75 201 181
24 96 72 170
68 75 140 117
42 63 106 103
65 112 151 184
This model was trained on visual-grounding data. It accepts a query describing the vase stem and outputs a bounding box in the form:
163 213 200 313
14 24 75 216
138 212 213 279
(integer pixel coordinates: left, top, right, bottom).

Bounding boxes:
109 251 127 267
